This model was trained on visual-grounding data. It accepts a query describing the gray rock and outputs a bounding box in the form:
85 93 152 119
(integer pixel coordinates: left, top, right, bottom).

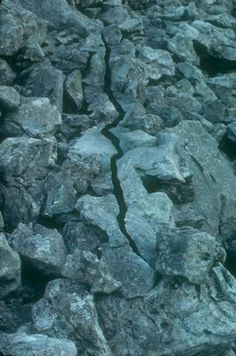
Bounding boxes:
62 249 121 294
0 59 16 86
32 279 112 355
101 245 155 298
193 20 236 61
20 0 92 36
0 85 20 111
0 332 77 356
97 264 236 355
137 46 175 81
65 70 83 111
171 121 236 237
0 136 57 182
22 62 64 112
0 233 21 297
62 221 107 255
156 227 226 284
76 194 126 246
2 97 62 138
111 127 157 152
0 136 57 227
10 223 67 275
43 168 77 217
0 0 46 56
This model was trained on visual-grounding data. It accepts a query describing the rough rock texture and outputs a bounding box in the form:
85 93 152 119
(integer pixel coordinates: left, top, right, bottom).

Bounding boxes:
1 0 236 355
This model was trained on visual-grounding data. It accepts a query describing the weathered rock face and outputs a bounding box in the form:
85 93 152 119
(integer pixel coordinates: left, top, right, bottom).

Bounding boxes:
2 0 236 355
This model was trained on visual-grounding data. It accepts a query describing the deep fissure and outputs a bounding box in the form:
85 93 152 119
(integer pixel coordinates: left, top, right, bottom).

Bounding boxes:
101 35 140 256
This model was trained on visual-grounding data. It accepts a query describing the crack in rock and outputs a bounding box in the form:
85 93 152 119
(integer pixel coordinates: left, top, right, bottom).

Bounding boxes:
101 34 140 256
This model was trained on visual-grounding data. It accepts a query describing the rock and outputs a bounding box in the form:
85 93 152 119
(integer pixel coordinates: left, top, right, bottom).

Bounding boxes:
156 227 225 284
62 221 108 255
64 70 83 112
62 250 121 293
204 99 226 123
0 0 46 56
121 111 163 135
0 85 20 111
87 93 119 128
2 97 62 138
22 62 64 112
0 59 16 86
111 127 157 152
76 194 126 246
101 245 155 298
96 264 236 355
10 223 67 275
193 20 236 61
137 46 175 81
20 0 100 36
0 136 57 182
43 172 77 217
32 279 112 355
0 332 78 356
171 121 236 237
0 233 21 297
0 136 57 228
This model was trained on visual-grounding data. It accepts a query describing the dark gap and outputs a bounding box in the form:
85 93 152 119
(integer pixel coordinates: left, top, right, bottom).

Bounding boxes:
37 215 65 232
219 135 236 161
63 89 78 114
193 40 236 76
223 235 236 277
20 257 53 303
141 175 161 194
101 34 141 256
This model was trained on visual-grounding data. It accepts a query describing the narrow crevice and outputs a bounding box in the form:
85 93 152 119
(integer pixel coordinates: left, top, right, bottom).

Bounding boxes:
219 135 236 161
101 35 140 256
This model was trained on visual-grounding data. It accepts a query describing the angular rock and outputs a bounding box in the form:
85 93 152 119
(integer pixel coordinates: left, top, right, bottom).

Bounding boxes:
20 0 98 36
32 279 112 355
2 97 62 138
156 227 226 284
171 121 236 236
64 70 83 111
0 0 46 56
0 332 77 356
10 223 67 275
43 168 77 217
97 264 236 355
137 46 175 81
0 85 20 111
0 233 21 297
0 136 57 227
62 250 121 294
22 62 64 112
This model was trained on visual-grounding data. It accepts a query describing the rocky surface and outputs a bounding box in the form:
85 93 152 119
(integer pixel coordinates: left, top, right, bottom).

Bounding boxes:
1 0 236 355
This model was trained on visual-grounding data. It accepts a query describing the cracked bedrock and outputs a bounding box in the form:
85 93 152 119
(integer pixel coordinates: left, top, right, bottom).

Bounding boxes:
2 0 236 355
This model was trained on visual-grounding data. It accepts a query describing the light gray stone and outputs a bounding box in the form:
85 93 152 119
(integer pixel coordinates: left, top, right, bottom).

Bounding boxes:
0 332 77 356
10 224 67 275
